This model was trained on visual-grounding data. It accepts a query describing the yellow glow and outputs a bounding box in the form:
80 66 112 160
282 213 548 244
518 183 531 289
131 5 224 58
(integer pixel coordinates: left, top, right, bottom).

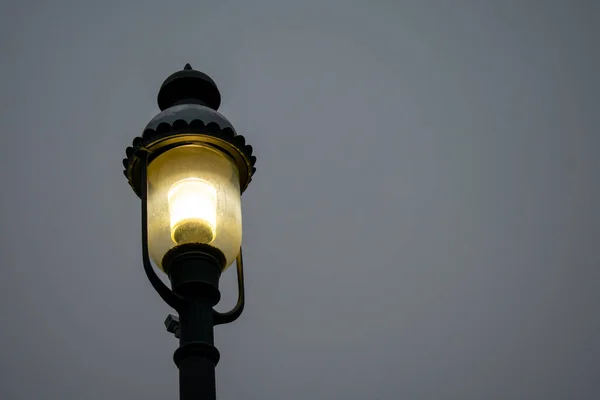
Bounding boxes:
147 144 242 271
167 178 217 245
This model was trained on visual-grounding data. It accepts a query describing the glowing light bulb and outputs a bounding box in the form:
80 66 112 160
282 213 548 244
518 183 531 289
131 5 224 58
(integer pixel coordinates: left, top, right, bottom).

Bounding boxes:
167 178 217 245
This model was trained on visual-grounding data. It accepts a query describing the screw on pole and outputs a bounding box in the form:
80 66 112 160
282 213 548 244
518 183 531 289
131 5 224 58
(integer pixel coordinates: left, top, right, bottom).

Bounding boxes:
165 314 180 338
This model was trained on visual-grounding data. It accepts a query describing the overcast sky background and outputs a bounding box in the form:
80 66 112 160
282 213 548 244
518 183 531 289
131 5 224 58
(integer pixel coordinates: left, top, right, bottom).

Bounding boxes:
0 1 599 399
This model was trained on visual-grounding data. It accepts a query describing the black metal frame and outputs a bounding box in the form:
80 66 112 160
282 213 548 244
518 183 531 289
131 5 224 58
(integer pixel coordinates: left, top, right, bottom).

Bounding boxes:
137 148 246 400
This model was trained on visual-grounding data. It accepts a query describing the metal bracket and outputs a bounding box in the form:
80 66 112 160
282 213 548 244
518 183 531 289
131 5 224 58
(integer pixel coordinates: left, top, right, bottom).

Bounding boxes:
138 149 184 311
213 248 246 326
165 314 180 338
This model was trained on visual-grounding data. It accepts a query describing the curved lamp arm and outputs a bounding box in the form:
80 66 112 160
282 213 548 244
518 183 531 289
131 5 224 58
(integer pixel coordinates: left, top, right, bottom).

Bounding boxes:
213 247 246 325
138 149 184 311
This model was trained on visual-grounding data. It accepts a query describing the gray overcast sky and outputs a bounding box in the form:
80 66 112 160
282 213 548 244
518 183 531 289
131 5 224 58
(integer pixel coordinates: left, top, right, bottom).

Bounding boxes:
1 1 599 399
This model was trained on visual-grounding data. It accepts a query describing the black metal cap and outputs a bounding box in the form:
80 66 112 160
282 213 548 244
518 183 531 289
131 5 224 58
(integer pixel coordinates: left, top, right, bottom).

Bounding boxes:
157 63 221 111
123 65 257 198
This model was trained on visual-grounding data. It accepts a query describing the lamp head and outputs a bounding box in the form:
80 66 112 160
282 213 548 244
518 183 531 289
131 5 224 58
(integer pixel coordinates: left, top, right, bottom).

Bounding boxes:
122 64 256 271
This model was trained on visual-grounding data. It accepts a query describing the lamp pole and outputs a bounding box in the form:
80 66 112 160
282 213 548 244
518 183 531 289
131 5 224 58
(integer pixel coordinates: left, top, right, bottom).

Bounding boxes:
122 64 256 400
167 245 223 400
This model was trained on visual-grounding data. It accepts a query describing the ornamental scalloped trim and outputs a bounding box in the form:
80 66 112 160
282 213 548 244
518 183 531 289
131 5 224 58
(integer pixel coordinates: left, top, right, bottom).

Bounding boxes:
122 118 256 197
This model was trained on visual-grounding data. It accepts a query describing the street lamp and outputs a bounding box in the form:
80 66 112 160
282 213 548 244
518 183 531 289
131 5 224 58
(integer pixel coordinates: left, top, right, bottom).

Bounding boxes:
121 64 257 400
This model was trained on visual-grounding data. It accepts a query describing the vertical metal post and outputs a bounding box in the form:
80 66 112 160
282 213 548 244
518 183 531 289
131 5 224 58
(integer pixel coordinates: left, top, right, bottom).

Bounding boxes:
167 248 224 400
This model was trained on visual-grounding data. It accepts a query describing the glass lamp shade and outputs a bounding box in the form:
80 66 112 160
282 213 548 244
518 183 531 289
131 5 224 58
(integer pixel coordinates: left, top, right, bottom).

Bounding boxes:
146 144 243 271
